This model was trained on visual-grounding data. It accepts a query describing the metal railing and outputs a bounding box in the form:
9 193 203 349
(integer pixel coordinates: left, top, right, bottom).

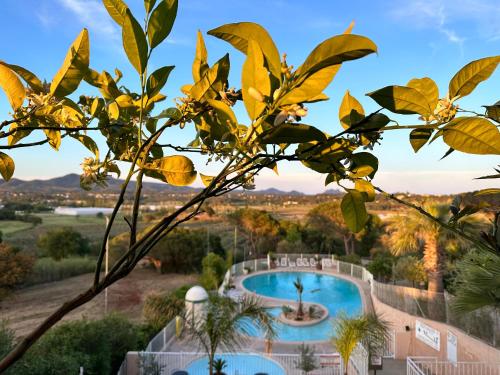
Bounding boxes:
127 346 367 375
407 357 500 375
145 319 177 352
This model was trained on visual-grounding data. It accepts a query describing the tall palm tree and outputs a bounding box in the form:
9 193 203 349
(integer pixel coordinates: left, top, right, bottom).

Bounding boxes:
333 313 391 375
183 294 275 375
387 202 483 292
293 277 304 319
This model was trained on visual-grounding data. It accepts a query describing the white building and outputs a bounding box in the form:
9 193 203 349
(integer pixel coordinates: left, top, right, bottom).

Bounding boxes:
54 207 114 216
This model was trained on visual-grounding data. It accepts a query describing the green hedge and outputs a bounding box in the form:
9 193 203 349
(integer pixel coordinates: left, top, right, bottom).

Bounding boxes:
26 257 95 285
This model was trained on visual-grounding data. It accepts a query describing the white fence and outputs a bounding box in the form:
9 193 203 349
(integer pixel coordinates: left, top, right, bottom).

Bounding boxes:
145 319 177 352
128 345 367 375
407 357 500 375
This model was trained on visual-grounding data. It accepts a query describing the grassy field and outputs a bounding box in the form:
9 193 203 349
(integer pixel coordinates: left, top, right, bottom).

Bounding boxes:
0 220 34 235
3 213 131 255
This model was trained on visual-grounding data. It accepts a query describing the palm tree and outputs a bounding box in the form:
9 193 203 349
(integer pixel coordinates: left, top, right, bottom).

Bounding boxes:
333 313 391 375
183 294 275 375
293 277 304 319
387 202 483 292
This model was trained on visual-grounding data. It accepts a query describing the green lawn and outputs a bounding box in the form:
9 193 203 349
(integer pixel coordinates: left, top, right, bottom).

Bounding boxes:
0 220 34 234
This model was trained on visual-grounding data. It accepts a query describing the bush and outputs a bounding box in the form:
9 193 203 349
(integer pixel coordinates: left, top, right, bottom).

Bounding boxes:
37 227 91 260
112 228 226 274
393 256 427 287
8 314 149 375
366 253 394 282
0 321 14 361
26 257 96 285
338 254 361 265
0 244 34 300
143 285 191 331
200 253 227 290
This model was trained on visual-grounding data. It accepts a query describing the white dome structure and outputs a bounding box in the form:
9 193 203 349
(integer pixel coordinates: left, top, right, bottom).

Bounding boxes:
185 286 209 303
185 286 208 326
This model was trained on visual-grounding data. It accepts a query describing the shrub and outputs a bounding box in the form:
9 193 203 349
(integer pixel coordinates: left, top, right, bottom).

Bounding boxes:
143 285 192 331
9 314 148 375
200 253 227 290
366 253 394 282
338 254 361 265
0 244 34 300
393 256 427 287
37 227 91 260
0 321 14 361
26 257 96 285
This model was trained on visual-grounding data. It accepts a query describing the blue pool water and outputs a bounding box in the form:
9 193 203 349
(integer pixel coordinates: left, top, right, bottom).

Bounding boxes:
241 271 362 341
185 353 285 375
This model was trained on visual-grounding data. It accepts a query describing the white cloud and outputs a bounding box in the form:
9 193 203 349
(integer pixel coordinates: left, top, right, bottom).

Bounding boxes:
389 0 500 47
57 0 119 40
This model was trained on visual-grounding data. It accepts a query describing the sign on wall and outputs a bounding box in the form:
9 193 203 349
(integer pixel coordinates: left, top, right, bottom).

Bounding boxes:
416 320 440 351
447 331 458 366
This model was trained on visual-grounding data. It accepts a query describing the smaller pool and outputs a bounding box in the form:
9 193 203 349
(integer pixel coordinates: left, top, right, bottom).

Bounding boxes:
185 353 285 375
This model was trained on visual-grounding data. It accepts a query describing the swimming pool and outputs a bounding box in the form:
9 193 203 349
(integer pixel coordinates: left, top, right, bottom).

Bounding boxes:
241 271 362 341
185 353 285 375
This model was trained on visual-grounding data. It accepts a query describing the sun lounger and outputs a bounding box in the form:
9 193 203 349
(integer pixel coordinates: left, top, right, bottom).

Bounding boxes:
302 258 310 267
309 258 316 267
322 258 332 268
297 258 304 267
280 257 287 267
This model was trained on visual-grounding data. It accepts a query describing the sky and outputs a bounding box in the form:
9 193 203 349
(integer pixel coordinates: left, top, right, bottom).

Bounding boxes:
0 0 499 194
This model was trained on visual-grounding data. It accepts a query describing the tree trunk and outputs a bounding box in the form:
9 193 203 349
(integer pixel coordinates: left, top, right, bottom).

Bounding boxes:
422 234 444 293
209 352 214 375
343 233 355 255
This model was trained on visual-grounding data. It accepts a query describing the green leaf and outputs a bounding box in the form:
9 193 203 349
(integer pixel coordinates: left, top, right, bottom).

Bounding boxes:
443 117 500 155
155 107 182 120
449 56 500 99
144 0 157 13
296 34 377 79
242 40 270 120
190 54 230 101
350 152 378 179
146 65 174 97
122 9 148 74
103 0 128 25
206 99 237 141
207 22 281 81
70 134 99 157
192 30 209 82
407 77 439 112
0 64 25 110
280 65 340 105
484 101 500 122
341 190 368 232
260 123 327 144
50 28 89 97
43 129 61 150
0 61 44 93
355 179 375 202
147 0 178 49
90 98 105 117
147 155 197 186
0 152 15 181
474 188 500 196
409 128 433 152
366 85 432 116
339 90 365 129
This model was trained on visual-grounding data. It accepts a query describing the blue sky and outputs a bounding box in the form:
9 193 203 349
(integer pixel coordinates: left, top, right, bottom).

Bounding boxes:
0 0 499 194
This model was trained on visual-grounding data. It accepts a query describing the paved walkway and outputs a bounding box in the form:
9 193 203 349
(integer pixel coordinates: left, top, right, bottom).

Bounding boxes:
378 358 406 374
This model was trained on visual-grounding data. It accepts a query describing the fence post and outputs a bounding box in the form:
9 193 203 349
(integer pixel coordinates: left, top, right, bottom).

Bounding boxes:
351 263 353 276
254 258 258 271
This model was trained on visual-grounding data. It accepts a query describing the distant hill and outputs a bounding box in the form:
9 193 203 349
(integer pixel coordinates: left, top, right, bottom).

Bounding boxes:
0 174 313 196
0 174 199 194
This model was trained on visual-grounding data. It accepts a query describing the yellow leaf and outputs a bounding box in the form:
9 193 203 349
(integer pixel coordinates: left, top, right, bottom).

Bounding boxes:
339 90 365 129
148 155 197 186
443 117 500 155
122 9 148 74
147 0 178 49
355 179 375 202
366 85 432 116
242 40 270 120
200 174 214 187
449 56 500 99
0 152 15 181
407 77 439 112
0 61 44 93
0 64 25 110
50 29 89 97
103 0 128 25
192 30 209 82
